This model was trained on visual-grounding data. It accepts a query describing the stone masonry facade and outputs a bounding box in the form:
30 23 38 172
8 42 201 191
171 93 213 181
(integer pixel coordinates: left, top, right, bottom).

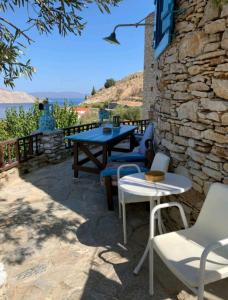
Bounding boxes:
144 1 228 226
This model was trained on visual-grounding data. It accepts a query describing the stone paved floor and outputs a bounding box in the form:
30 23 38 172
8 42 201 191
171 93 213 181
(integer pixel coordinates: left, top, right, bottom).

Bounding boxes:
0 158 228 300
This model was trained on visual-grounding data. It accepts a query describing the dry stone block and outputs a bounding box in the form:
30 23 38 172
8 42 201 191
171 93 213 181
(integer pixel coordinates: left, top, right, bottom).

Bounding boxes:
176 21 195 33
196 50 226 60
212 145 228 158
179 126 202 140
221 29 228 50
193 182 203 193
202 166 223 180
188 65 207 75
199 0 220 26
177 101 198 122
170 63 187 74
190 168 209 180
190 75 206 83
173 92 193 101
174 136 189 146
189 82 209 92
191 91 208 98
204 159 221 171
224 163 228 172
161 139 186 153
203 129 227 144
221 113 228 125
201 98 228 111
179 32 209 60
187 148 206 164
205 19 226 34
204 42 220 53
215 63 228 72
212 78 228 100
168 82 188 92
206 112 220 122
221 4 228 18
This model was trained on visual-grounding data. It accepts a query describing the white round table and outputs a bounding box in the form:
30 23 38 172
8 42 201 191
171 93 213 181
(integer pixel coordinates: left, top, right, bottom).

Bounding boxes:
119 172 192 274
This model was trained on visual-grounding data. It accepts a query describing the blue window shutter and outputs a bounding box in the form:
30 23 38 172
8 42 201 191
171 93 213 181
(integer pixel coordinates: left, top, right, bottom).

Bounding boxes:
153 0 175 59
154 32 170 58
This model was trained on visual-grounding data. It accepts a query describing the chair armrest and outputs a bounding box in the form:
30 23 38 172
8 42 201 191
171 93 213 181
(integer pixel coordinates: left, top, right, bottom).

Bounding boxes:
199 238 228 288
150 202 189 239
117 164 141 182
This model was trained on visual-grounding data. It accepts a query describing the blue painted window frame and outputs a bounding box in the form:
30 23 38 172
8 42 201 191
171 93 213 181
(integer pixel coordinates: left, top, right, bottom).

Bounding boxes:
153 0 175 59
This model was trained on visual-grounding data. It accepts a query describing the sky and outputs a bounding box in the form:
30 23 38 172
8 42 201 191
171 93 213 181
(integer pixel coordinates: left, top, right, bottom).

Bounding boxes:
2 1 154 95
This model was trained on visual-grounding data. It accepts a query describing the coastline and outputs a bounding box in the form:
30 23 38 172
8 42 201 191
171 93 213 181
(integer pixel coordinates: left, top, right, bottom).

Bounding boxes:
0 98 83 119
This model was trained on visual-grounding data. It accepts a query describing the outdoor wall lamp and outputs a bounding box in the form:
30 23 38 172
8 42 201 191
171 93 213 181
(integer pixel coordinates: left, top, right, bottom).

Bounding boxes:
103 18 154 45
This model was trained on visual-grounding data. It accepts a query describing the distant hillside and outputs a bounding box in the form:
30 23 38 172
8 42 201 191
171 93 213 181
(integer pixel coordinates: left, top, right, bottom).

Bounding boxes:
31 91 85 99
0 89 35 103
85 72 143 107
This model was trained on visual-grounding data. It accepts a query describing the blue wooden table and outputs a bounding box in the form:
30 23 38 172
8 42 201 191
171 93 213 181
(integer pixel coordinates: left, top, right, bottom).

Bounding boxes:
65 125 137 178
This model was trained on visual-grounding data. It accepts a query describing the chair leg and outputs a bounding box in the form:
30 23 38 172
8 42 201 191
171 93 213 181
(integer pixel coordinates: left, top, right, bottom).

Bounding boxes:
122 201 127 245
198 284 204 300
119 201 122 219
156 197 163 235
118 186 122 219
149 240 154 295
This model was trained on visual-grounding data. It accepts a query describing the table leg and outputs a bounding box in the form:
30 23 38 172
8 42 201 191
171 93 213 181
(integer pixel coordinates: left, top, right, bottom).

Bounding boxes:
130 133 135 151
102 144 108 167
73 141 79 178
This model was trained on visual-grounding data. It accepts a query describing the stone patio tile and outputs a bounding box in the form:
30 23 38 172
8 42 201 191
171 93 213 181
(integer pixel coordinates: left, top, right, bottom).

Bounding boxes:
0 158 227 299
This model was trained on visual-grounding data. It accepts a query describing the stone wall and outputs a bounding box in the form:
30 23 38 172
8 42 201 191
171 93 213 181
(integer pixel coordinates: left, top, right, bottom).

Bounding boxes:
144 1 228 226
143 13 155 119
0 129 69 187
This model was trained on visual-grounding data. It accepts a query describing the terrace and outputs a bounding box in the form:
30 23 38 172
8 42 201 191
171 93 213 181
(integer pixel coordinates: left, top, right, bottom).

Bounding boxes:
1 156 228 300
0 0 228 299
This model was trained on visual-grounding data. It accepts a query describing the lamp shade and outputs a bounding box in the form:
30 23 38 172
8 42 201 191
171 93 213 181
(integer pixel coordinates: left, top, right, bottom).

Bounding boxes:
103 32 120 45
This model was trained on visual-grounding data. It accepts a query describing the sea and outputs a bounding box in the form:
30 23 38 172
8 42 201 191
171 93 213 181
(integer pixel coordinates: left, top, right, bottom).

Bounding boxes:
0 98 83 119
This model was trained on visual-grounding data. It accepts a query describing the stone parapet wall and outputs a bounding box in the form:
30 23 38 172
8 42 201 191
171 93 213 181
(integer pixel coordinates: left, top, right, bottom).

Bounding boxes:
144 1 228 226
0 129 70 187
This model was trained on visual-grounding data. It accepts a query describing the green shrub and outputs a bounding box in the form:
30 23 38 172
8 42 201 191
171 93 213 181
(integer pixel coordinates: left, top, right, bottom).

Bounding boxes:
111 105 141 121
0 100 79 141
104 78 115 89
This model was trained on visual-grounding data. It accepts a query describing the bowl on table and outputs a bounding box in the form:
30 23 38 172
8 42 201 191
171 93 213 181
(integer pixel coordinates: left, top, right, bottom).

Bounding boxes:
144 170 165 182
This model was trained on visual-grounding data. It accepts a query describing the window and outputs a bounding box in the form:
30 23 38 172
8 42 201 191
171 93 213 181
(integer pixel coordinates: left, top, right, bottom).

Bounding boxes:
153 0 175 59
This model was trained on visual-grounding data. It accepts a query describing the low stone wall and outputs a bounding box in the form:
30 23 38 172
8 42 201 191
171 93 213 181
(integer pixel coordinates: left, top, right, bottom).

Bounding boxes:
144 1 228 227
0 129 70 187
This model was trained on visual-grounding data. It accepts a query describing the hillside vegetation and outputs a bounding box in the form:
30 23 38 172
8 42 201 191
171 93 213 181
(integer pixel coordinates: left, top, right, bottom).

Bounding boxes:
85 72 143 107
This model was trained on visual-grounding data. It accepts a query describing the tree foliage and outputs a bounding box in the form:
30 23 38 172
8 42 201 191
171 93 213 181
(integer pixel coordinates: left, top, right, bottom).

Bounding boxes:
0 100 79 141
111 105 141 121
104 78 116 88
91 86 96 96
0 0 121 87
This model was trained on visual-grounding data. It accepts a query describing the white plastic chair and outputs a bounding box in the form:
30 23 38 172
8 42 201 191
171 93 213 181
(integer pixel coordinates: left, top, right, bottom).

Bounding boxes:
117 152 170 244
149 183 228 300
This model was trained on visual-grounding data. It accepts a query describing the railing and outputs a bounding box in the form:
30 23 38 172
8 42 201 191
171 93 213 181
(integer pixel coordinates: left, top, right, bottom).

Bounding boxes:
0 133 43 172
0 119 150 172
121 119 150 134
63 122 100 149
63 119 150 149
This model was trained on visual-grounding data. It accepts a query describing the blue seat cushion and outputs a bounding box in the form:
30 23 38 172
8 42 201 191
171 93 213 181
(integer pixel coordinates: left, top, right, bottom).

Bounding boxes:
138 123 154 155
109 151 145 162
101 165 148 177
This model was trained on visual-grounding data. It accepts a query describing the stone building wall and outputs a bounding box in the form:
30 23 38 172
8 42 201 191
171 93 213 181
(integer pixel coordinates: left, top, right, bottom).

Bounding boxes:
143 13 155 119
144 1 228 226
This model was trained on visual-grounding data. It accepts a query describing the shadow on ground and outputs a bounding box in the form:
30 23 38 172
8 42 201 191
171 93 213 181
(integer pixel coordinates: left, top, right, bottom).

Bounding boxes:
1 157 228 299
